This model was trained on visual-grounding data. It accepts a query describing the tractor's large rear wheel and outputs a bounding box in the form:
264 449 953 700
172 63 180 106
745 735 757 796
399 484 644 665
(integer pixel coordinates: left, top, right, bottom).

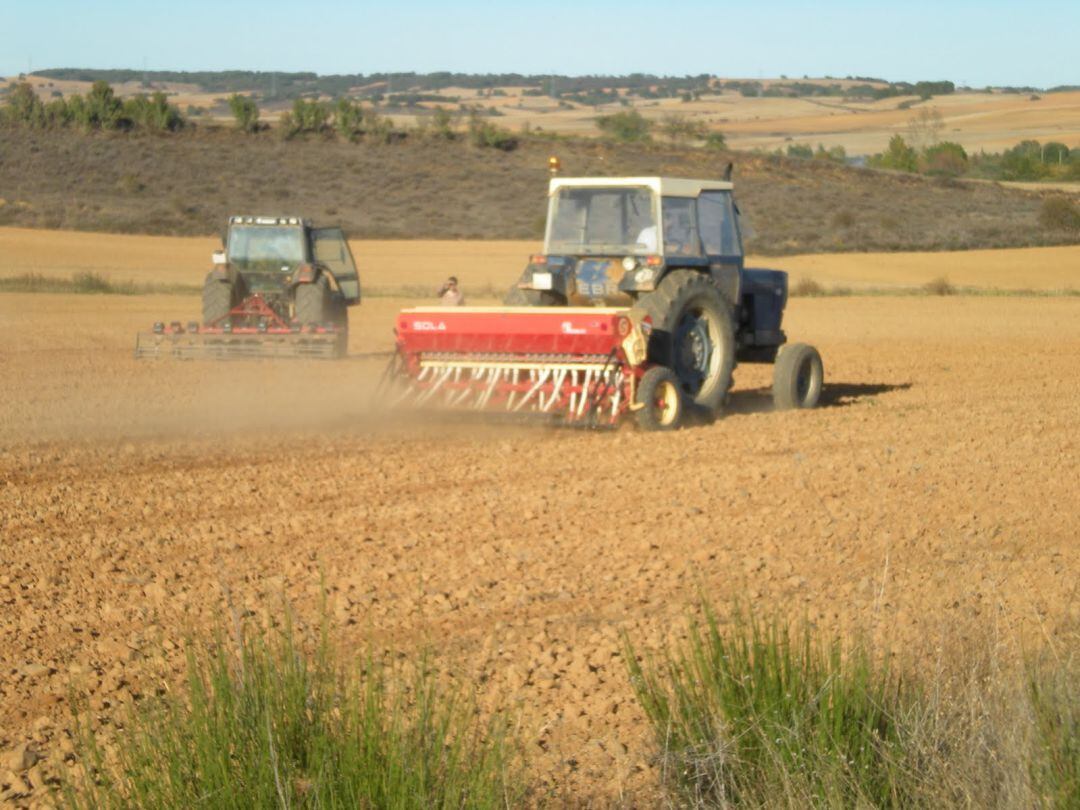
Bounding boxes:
631 270 736 414
295 275 336 325
295 275 348 357
201 273 235 326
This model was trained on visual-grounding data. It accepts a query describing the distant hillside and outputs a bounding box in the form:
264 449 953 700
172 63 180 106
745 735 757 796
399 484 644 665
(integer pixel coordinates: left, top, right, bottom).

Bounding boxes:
26 69 970 102
0 127 1075 254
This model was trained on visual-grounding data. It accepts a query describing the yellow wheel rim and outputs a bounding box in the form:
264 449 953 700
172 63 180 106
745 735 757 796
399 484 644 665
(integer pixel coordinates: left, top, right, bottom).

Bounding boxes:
656 380 679 426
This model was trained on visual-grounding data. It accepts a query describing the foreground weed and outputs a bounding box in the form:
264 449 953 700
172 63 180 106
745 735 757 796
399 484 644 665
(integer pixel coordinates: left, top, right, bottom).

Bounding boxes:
64 616 521 809
627 609 911 808
1028 660 1080 807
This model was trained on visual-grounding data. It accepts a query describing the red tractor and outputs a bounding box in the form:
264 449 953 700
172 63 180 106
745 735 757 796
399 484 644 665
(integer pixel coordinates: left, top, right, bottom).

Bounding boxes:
136 216 361 359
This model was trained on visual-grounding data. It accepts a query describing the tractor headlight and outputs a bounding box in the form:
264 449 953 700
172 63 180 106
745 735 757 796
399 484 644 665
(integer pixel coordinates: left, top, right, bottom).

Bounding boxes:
532 271 553 290
622 256 637 272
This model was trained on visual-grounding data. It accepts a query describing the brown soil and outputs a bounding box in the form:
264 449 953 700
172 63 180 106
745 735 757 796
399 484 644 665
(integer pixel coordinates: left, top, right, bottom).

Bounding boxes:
2 271 1079 804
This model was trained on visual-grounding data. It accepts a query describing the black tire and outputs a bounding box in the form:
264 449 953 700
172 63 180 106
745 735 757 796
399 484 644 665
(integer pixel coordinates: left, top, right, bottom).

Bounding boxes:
634 366 684 431
294 274 335 326
630 270 736 414
331 299 349 358
201 273 234 326
503 286 564 306
772 343 824 410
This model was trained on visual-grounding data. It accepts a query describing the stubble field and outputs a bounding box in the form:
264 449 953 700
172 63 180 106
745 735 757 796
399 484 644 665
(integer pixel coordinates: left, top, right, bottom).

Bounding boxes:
1 230 1079 805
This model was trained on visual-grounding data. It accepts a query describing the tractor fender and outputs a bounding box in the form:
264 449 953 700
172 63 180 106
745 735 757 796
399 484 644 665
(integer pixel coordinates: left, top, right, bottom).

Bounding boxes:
292 262 320 285
290 263 342 295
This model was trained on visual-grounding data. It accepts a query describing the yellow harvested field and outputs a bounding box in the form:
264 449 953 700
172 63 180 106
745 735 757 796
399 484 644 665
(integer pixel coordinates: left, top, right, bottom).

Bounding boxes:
0 227 537 290
2 226 1078 293
10 73 1080 155
775 245 1080 290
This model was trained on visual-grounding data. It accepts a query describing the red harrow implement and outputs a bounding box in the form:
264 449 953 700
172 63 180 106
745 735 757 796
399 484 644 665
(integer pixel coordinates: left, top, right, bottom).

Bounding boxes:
384 307 685 430
134 294 345 360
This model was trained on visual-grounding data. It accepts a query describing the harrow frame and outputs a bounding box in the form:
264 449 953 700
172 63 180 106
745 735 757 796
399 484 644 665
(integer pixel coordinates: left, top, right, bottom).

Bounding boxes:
135 293 345 360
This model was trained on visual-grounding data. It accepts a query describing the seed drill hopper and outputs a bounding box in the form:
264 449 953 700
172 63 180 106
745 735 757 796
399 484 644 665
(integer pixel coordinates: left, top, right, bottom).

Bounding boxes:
386 306 685 430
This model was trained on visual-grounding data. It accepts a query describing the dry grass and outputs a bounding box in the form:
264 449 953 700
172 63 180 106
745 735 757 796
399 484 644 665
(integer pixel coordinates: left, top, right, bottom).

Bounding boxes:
628 608 1080 809
1 128 1076 255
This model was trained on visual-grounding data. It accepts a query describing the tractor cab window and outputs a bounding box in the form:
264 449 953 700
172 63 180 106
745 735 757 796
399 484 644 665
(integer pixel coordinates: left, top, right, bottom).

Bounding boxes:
227 226 306 270
545 187 657 256
313 227 361 303
698 191 741 257
661 197 702 257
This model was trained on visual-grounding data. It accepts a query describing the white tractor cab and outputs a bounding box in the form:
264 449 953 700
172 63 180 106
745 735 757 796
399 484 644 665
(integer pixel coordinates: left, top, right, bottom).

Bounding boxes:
507 177 822 415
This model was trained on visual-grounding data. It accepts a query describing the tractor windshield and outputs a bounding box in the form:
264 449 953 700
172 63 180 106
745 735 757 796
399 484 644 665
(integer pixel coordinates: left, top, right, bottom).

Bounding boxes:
227 226 306 270
545 187 657 256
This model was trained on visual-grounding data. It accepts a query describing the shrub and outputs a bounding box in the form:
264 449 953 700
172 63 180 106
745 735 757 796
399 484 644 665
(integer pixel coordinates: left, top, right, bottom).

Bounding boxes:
792 276 826 296
2 82 45 128
123 92 185 132
334 97 365 139
1038 196 1080 231
428 106 457 140
468 114 518 151
814 143 847 163
921 141 968 176
1043 141 1071 165
595 109 652 142
228 93 260 133
83 81 124 130
922 276 956 295
704 131 727 150
831 209 856 228
44 98 73 128
870 134 918 172
284 98 330 137
786 143 813 159
1000 140 1052 180
64 614 522 808
659 113 706 146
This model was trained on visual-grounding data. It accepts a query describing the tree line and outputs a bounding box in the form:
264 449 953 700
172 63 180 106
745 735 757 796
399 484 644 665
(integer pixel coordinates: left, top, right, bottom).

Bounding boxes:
0 81 184 131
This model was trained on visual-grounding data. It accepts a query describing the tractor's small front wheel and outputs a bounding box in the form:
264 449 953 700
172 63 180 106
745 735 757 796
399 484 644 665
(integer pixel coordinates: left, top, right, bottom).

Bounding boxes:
772 343 824 410
635 366 684 431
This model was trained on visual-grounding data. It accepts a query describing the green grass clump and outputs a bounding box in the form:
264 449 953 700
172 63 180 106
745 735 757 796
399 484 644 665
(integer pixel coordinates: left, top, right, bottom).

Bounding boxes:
627 606 1080 808
64 616 521 809
1029 663 1080 807
627 609 911 808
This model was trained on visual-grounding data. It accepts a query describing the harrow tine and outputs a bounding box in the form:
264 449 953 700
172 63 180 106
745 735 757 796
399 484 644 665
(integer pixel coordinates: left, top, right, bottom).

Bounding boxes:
476 367 503 410
513 368 552 412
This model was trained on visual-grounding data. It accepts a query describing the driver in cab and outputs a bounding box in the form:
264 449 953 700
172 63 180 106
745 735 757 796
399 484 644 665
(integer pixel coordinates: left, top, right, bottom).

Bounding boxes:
636 206 697 255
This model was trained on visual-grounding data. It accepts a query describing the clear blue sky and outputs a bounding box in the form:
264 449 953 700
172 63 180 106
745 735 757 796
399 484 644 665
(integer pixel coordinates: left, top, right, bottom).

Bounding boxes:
4 0 1078 88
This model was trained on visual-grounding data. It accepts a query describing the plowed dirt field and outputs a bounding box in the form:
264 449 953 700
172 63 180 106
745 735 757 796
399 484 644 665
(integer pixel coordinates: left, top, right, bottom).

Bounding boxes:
1 234 1079 805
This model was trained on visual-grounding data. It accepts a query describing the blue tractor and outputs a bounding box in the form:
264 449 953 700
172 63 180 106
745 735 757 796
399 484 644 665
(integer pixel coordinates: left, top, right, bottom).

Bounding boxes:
506 175 824 416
